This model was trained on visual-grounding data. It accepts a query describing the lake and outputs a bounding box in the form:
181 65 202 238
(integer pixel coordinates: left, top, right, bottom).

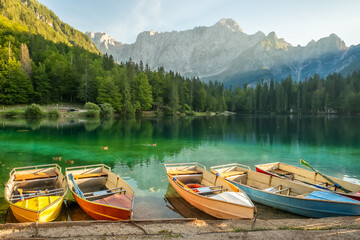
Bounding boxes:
1 114 360 222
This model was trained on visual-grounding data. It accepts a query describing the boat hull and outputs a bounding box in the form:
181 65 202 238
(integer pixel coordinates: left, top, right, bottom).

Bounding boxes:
229 180 360 218
167 175 254 219
9 195 64 222
71 191 132 221
66 164 134 221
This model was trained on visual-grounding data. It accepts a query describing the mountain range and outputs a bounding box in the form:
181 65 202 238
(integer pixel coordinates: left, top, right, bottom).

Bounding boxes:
87 19 360 86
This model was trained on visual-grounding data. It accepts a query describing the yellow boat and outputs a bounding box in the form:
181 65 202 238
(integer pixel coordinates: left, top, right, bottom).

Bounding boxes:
4 164 68 222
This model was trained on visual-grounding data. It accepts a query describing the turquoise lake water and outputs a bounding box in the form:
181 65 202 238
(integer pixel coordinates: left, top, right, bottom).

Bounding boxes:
1 115 360 222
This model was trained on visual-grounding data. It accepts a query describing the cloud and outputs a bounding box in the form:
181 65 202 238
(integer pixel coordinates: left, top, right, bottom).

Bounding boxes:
106 0 163 43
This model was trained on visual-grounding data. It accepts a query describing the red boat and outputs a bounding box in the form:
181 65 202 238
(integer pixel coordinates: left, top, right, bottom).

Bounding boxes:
66 164 134 220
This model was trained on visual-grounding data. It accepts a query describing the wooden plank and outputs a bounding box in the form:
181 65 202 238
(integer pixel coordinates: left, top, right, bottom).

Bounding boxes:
168 170 202 175
221 171 245 178
14 172 57 181
73 173 108 180
274 169 293 176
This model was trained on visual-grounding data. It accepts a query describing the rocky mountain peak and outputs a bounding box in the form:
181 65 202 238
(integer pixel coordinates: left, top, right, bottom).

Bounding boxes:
214 18 243 32
86 31 118 50
304 33 347 54
260 31 291 50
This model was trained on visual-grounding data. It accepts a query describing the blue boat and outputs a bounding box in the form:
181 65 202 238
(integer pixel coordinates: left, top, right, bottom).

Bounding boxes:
210 163 360 218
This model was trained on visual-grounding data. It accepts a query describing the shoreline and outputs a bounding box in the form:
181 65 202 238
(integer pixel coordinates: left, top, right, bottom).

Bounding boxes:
1 216 359 239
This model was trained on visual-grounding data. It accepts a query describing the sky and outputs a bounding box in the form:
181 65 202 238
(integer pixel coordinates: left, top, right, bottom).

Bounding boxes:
37 0 360 47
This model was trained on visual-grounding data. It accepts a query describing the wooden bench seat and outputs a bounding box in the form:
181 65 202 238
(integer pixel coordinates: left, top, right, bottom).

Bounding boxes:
73 172 108 180
168 170 202 175
274 169 293 176
14 172 57 181
221 171 245 178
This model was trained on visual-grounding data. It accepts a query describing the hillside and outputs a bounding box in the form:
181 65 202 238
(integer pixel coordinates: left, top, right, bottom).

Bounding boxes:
0 0 98 53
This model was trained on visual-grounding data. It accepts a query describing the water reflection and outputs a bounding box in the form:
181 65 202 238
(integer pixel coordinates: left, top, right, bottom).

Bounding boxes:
164 184 216 219
84 119 101 131
25 118 43 130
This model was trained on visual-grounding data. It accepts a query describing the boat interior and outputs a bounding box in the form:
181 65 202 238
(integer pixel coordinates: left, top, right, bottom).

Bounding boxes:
165 163 255 207
166 164 229 195
66 165 134 209
211 164 317 198
5 165 66 204
259 162 360 194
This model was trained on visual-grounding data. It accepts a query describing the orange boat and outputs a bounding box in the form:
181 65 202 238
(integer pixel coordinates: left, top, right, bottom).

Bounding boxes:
164 163 256 219
65 164 134 220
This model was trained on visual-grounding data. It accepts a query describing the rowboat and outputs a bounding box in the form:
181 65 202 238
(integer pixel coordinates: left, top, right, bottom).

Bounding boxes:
165 183 217 219
164 163 256 219
255 162 360 201
66 164 134 220
210 163 360 218
4 164 67 222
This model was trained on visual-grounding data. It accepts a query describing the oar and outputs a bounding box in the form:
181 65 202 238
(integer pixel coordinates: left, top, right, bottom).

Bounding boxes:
268 170 335 191
300 159 351 193
168 174 196 193
215 172 240 192
22 190 49 194
68 173 85 198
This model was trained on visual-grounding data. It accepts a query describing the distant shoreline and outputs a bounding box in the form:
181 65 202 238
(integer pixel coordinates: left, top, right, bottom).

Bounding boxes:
0 104 236 119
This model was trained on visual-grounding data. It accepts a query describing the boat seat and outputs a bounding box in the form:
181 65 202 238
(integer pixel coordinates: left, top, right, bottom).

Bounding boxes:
9 190 64 201
305 191 359 203
221 171 245 178
85 189 126 200
12 188 63 197
73 173 108 180
83 187 124 196
14 172 57 181
168 170 202 175
210 192 253 207
273 188 290 194
274 169 293 176
196 186 227 195
264 185 290 195
263 185 281 192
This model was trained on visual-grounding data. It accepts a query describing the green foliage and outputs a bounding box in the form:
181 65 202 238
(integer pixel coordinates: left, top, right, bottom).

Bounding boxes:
100 103 114 118
47 108 60 118
0 58 34 104
24 103 43 117
83 102 100 118
134 72 153 111
84 102 100 111
96 77 122 112
226 71 360 114
0 0 98 53
83 110 100 118
3 109 20 118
